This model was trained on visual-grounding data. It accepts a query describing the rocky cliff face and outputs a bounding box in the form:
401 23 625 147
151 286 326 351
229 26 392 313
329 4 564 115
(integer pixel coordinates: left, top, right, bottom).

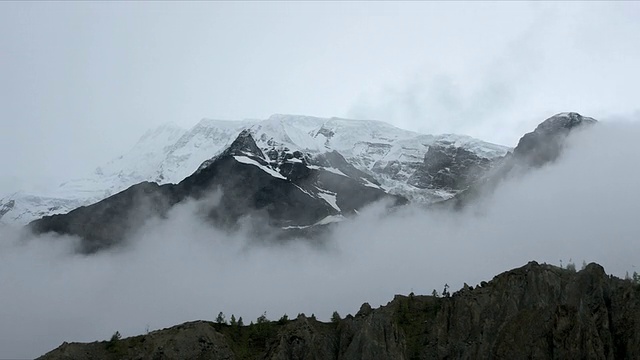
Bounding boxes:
408 144 495 192
420 262 639 359
39 262 640 360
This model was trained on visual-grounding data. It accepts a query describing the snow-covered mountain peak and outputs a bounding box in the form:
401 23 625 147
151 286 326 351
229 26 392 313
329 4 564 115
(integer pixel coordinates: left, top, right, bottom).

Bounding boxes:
1 114 511 225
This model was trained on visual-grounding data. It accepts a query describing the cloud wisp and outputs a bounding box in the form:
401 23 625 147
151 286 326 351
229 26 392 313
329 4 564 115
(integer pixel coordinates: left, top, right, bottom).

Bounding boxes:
1 122 639 358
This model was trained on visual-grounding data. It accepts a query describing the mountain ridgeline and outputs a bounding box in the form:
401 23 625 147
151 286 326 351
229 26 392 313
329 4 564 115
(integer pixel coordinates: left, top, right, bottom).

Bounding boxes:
39 261 640 359
28 129 404 253
1 115 509 225
27 112 596 253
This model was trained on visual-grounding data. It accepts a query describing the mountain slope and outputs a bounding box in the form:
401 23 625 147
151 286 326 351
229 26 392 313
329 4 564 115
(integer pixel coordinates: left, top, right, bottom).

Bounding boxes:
29 130 404 253
38 261 640 359
20 112 597 253
250 115 510 203
1 115 508 225
445 112 598 208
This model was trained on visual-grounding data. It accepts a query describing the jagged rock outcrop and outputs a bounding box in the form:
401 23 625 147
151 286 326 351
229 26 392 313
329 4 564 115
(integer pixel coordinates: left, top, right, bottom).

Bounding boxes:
424 262 639 359
39 262 640 359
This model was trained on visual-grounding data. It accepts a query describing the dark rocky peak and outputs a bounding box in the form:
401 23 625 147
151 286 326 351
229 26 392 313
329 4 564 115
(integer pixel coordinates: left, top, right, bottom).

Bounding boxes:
28 128 404 253
356 302 373 317
534 112 597 134
513 112 597 167
221 129 264 159
196 130 266 174
444 112 600 209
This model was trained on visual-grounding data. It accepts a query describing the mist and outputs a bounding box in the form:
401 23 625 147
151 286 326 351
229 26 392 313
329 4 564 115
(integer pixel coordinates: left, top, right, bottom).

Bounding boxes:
1 122 639 358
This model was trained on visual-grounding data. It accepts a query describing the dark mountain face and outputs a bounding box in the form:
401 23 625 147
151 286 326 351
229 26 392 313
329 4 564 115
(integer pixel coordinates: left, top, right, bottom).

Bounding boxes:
28 130 405 253
28 182 177 253
443 112 598 208
408 144 495 191
38 262 640 360
513 112 597 166
27 112 596 252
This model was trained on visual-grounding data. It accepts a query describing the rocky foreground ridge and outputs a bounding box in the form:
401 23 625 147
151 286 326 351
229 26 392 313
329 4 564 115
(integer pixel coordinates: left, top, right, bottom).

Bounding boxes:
39 261 640 360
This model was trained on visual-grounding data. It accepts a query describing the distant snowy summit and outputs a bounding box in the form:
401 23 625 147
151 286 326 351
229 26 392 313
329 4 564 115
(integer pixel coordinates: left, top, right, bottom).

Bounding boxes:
0 114 510 225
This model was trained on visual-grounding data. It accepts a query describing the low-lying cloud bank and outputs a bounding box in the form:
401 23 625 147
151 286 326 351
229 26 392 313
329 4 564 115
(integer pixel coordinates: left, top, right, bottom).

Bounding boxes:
1 121 639 358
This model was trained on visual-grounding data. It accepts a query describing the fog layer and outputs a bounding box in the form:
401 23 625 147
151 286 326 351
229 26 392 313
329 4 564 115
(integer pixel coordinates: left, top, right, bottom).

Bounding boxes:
1 122 639 358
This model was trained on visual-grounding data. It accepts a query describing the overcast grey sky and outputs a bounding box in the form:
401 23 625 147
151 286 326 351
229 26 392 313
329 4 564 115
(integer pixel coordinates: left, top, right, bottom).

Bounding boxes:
1 2 639 193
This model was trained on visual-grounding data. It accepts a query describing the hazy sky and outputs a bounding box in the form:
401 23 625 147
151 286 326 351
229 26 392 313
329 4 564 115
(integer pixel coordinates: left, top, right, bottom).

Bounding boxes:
2 2 640 193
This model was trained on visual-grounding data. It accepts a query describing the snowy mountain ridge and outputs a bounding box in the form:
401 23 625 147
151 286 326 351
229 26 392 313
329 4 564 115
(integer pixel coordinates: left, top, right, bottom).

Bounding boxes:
0 114 511 225
28 128 406 252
